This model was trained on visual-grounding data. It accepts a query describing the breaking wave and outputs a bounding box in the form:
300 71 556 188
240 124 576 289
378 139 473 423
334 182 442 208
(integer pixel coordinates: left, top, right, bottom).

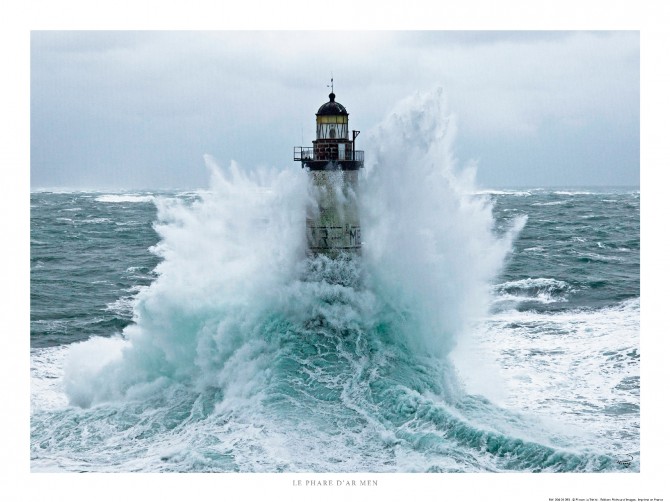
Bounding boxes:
30 89 633 472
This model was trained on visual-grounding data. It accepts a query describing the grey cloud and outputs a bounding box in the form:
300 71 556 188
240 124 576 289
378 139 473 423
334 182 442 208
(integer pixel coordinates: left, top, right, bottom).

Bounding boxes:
31 31 639 190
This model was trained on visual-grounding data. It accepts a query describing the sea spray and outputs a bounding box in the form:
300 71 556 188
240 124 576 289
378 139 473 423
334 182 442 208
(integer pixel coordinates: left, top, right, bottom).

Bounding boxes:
48 88 632 473
64 88 522 409
361 88 526 357
65 160 311 406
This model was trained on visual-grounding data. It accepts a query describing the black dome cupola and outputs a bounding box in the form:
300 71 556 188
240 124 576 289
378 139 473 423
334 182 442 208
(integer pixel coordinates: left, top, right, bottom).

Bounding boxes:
316 93 349 116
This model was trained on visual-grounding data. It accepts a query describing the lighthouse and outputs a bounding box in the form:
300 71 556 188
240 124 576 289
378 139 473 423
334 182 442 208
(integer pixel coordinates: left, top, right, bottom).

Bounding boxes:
294 87 364 256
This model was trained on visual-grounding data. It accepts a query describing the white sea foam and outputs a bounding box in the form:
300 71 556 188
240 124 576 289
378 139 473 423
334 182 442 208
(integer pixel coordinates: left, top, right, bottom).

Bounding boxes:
578 252 624 263
532 201 566 206
474 189 532 196
175 190 206 199
81 217 113 224
497 277 570 290
361 88 526 356
454 298 639 454
553 190 594 196
105 295 139 318
95 194 155 203
33 88 638 473
31 346 69 411
492 277 572 306
64 160 311 407
63 88 523 407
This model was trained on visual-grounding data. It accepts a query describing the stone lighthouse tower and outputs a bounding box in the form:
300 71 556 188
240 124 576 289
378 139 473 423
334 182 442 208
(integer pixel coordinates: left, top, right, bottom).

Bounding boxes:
294 87 364 256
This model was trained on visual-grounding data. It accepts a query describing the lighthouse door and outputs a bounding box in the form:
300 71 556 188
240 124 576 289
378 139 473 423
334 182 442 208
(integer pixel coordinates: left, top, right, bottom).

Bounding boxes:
338 143 346 160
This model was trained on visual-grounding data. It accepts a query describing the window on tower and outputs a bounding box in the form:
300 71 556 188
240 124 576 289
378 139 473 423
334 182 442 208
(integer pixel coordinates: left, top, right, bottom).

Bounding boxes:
316 115 349 140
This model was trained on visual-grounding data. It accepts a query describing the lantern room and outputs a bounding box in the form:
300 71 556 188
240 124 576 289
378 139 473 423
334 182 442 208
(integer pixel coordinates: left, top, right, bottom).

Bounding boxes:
316 93 349 139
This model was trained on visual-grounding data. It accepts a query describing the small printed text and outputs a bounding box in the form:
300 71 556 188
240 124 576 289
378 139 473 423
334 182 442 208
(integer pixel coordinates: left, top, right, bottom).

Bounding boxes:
292 479 378 487
548 499 663 502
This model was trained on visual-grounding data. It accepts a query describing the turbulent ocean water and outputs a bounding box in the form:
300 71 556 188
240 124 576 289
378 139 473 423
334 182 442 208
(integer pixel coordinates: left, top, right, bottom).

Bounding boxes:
30 91 639 473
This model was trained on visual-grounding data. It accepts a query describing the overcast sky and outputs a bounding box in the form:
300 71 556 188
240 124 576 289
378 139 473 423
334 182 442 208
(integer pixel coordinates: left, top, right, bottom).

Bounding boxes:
30 31 639 190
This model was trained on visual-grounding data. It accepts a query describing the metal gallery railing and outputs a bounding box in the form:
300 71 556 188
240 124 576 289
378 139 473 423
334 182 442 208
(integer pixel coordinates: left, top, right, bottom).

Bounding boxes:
294 147 364 163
